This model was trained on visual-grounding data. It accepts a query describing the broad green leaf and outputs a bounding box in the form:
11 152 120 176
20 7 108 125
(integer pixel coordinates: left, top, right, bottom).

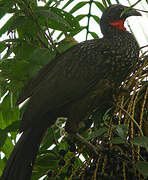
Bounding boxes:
88 127 107 140
116 125 128 139
29 48 55 66
57 26 85 41
0 58 30 81
0 129 7 148
36 152 58 167
36 7 80 32
51 7 80 31
16 17 39 38
13 41 37 60
0 94 20 128
40 127 60 151
0 0 14 20
0 111 4 129
70 2 88 14
5 121 20 132
7 15 26 33
1 136 13 158
136 161 148 178
93 1 105 12
36 9 72 31
110 137 126 144
0 159 5 175
131 136 148 148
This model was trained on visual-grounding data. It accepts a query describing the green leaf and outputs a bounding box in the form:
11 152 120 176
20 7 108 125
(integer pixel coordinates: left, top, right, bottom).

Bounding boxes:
0 111 4 129
76 14 86 21
0 158 5 175
89 31 99 39
92 15 100 24
45 0 60 7
93 1 105 12
0 0 14 20
70 2 88 14
116 125 128 139
40 126 60 151
56 31 64 41
2 46 13 59
51 7 80 31
0 15 15 37
136 161 148 178
131 136 148 148
62 0 75 9
0 58 30 81
7 15 26 32
13 41 37 60
1 136 13 158
30 48 55 66
57 26 85 41
69 26 86 38
88 127 107 140
36 152 58 168
102 0 108 7
36 8 72 31
110 137 126 144
0 94 20 128
16 17 39 38
0 129 7 148
106 0 112 6
5 121 20 132
0 41 6 54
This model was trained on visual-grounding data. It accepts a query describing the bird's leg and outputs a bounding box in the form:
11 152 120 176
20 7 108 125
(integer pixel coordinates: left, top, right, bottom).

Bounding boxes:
65 116 103 156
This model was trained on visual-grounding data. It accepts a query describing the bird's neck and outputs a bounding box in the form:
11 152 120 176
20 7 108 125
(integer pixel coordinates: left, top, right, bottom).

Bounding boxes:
100 19 129 38
103 26 130 39
109 20 126 31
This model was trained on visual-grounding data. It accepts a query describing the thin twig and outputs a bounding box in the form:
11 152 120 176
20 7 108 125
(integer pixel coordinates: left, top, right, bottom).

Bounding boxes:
117 105 144 136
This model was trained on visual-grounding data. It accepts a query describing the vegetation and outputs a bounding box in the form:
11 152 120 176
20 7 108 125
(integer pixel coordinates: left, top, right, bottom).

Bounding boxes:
0 0 147 179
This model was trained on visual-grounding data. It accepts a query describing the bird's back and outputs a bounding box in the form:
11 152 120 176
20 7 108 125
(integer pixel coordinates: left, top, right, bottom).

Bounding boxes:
19 31 139 132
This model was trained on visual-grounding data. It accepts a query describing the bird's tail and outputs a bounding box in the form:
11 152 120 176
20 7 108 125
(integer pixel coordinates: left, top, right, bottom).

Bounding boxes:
1 127 46 180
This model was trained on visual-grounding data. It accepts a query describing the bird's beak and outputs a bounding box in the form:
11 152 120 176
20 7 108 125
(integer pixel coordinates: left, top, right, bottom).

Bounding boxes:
121 8 142 18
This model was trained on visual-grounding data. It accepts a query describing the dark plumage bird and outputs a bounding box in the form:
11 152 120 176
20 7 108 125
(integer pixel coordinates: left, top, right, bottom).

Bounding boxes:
1 4 141 180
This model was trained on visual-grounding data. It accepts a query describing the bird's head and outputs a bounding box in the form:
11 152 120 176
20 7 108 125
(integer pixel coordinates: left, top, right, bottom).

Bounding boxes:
100 4 141 36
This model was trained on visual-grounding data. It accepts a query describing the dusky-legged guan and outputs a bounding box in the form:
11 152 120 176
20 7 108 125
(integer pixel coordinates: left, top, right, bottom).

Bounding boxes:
1 4 141 180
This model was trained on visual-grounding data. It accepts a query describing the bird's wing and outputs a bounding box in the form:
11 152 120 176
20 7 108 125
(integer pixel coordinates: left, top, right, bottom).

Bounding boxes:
17 46 76 105
19 38 114 130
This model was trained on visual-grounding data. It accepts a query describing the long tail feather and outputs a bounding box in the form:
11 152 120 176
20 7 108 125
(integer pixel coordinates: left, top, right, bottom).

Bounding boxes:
1 127 46 180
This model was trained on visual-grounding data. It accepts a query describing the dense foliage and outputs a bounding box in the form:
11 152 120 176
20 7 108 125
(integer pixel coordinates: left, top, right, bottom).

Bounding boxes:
0 0 147 179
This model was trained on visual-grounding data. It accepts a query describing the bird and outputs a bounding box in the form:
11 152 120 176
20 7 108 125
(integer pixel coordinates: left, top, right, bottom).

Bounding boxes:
1 4 141 180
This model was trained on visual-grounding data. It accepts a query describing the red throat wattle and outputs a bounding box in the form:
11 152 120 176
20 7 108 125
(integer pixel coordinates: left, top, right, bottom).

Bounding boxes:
110 20 126 31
